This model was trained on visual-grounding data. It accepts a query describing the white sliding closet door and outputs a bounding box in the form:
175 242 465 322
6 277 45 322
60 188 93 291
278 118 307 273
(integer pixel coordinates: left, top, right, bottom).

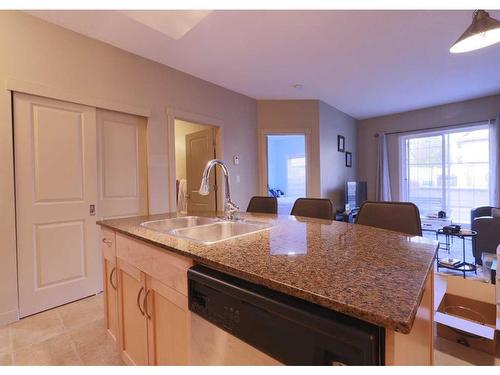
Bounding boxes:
97 109 148 219
14 93 100 317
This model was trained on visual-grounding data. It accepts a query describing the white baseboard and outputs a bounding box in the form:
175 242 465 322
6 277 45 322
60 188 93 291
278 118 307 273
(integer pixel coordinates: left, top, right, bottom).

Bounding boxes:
0 309 18 326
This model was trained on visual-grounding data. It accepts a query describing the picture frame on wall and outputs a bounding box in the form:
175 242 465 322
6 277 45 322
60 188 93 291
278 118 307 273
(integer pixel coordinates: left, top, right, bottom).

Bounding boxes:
337 135 345 152
345 152 352 168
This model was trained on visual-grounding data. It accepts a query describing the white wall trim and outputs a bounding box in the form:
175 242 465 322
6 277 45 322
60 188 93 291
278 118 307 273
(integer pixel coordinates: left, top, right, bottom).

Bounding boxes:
0 309 18 326
5 77 151 117
165 107 224 212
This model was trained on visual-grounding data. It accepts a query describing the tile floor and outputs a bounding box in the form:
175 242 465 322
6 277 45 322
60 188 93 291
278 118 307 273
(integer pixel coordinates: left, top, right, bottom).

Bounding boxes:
0 294 123 365
0 290 499 365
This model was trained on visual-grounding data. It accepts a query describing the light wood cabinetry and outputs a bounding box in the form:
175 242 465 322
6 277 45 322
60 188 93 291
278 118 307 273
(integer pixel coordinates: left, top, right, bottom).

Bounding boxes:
117 258 149 365
101 229 193 365
385 271 434 365
146 276 190 365
101 228 118 342
101 228 433 366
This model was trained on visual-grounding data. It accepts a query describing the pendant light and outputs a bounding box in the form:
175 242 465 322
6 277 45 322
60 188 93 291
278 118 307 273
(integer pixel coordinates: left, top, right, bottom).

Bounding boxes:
450 10 500 53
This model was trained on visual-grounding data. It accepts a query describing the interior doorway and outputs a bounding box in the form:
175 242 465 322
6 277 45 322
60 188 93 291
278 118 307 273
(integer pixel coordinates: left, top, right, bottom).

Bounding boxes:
174 120 219 213
266 134 307 215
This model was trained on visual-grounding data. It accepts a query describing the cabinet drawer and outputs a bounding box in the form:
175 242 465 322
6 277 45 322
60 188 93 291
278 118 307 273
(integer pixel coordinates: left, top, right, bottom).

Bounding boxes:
116 233 193 296
101 228 116 261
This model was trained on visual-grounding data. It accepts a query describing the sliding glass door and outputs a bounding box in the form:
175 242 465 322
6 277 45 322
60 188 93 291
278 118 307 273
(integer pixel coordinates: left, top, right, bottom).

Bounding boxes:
401 125 490 225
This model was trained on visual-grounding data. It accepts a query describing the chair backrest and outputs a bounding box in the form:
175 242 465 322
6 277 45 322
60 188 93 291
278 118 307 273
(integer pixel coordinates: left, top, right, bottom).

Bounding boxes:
472 216 500 255
355 201 422 236
290 198 334 220
246 196 278 214
471 206 493 222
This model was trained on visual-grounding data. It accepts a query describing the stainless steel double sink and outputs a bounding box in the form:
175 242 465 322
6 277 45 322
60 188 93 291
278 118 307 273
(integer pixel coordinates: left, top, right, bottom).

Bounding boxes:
140 216 272 245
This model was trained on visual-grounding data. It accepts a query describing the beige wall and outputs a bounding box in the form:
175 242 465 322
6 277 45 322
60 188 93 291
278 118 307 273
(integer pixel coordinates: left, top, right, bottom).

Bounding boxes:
358 94 500 201
257 100 358 206
257 100 321 196
175 120 211 181
0 11 258 324
319 101 357 211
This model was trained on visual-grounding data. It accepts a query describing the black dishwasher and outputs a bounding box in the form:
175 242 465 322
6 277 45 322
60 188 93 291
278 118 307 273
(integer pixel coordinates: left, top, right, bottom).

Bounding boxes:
188 265 384 365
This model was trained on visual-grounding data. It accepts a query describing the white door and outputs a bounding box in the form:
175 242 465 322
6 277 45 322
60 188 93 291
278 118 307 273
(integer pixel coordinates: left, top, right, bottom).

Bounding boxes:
14 93 100 317
97 109 148 219
186 128 217 212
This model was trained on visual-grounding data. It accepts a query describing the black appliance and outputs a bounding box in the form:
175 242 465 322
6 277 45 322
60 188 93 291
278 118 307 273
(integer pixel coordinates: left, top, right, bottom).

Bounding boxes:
442 224 461 235
188 265 384 365
345 181 367 210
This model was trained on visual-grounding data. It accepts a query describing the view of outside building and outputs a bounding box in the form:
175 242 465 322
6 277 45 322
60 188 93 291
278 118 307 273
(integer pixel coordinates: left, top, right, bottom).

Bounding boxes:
402 126 490 225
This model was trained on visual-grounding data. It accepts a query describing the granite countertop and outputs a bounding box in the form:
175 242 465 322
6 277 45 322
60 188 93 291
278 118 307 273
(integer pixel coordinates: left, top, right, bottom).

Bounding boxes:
98 212 438 333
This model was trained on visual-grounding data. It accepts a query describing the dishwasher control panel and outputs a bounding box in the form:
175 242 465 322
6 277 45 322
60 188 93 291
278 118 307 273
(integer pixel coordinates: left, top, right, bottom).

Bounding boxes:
190 288 240 332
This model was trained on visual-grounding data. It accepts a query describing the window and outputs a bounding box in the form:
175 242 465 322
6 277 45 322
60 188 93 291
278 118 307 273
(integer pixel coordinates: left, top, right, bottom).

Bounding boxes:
286 156 306 197
401 125 490 225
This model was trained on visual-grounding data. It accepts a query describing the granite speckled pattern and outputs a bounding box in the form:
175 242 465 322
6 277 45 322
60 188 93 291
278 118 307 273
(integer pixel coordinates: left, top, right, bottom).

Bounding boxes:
98 212 438 334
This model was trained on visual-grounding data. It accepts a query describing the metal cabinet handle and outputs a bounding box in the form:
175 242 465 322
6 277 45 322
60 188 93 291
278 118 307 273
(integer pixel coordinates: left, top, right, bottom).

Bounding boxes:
137 287 145 315
109 267 117 290
143 289 152 320
102 238 113 246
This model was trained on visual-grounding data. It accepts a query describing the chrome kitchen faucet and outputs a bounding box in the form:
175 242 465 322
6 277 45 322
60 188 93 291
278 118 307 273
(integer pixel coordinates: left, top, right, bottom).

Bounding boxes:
199 159 239 220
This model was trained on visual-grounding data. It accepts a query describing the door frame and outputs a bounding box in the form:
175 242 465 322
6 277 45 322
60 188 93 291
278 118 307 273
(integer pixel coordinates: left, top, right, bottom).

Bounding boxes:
258 128 312 198
166 107 223 213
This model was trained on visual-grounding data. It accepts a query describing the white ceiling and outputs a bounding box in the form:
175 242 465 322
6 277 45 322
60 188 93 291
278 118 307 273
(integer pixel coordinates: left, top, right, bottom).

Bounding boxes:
28 10 500 119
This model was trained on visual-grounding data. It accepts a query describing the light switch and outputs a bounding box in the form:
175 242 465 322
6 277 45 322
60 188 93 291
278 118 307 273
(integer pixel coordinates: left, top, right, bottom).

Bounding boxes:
233 155 239 165
236 175 241 183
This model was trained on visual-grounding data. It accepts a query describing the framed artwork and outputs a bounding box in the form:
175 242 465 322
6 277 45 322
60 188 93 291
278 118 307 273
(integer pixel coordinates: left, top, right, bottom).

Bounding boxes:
345 152 352 168
337 135 345 152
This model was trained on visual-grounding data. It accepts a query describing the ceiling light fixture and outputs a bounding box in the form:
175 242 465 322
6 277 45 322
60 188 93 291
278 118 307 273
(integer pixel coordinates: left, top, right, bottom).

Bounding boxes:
450 10 500 53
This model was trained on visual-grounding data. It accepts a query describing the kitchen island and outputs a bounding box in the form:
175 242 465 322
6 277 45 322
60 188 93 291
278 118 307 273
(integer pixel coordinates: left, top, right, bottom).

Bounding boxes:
97 212 438 365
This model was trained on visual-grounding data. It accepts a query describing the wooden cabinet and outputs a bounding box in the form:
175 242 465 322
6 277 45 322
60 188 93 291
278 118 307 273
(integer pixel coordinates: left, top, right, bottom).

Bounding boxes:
101 228 118 343
117 259 149 365
101 230 193 365
146 276 190 365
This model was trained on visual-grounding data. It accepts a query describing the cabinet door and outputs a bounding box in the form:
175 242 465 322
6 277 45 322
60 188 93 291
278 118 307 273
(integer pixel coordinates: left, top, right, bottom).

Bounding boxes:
145 276 190 365
101 228 118 342
103 257 118 342
117 259 148 365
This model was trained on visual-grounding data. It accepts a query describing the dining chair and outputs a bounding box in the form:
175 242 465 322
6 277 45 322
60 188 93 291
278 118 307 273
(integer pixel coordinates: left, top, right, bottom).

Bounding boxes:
246 196 278 214
355 201 422 236
290 198 334 220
